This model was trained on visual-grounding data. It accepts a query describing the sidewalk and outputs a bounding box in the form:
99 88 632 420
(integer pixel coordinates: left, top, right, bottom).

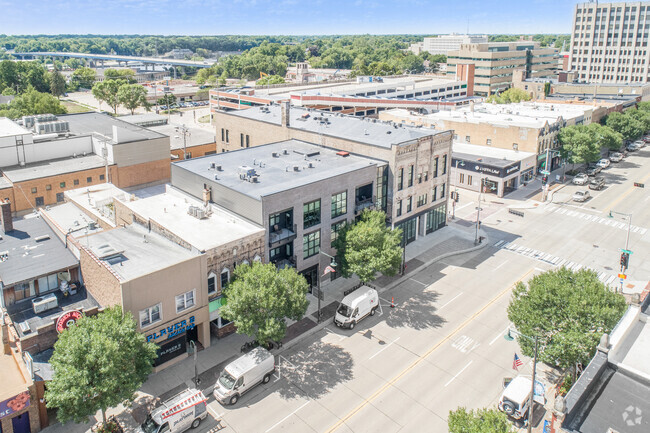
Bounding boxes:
41 221 486 433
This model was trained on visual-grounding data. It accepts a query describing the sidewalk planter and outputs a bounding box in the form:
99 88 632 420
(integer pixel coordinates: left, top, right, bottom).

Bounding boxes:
91 419 123 433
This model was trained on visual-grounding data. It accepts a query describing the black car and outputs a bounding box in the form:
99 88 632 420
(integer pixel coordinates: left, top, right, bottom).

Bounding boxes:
586 166 602 176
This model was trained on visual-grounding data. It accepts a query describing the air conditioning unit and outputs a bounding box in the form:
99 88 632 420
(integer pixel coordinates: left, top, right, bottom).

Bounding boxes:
32 293 59 314
19 322 31 334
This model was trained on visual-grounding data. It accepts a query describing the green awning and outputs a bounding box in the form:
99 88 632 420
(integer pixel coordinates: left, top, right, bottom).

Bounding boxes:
209 297 226 312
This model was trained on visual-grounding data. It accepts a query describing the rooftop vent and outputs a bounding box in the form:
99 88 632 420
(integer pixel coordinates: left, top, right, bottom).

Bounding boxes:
293 166 300 172
34 235 50 242
336 151 349 157
283 149 289 155
210 162 216 169
308 162 314 168
272 152 280 158
216 165 222 171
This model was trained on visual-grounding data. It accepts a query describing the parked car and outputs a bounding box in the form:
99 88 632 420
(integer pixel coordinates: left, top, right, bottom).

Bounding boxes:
213 347 275 405
334 287 379 329
636 140 646 148
140 389 207 433
586 166 602 176
498 376 533 421
609 152 623 162
589 176 605 190
572 173 589 185
596 158 610 169
626 142 639 152
573 190 591 202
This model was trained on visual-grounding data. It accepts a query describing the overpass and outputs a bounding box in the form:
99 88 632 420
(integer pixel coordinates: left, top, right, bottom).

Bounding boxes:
13 52 215 69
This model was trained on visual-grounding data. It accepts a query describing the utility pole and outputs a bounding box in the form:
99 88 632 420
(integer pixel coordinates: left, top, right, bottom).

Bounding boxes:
175 124 191 160
451 159 464 220
475 178 483 244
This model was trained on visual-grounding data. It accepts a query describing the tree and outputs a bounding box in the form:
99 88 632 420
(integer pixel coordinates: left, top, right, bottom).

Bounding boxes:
333 210 403 283
256 74 285 85
558 125 603 166
45 306 157 424
0 87 67 118
486 87 531 104
72 67 96 89
92 79 127 113
117 83 149 114
157 93 177 107
220 262 309 346
507 268 626 368
590 123 623 151
448 407 515 433
625 108 650 133
606 111 643 141
103 68 136 83
49 68 66 98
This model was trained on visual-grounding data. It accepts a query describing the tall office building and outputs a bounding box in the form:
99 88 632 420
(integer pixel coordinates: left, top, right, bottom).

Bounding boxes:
409 34 488 56
570 1 650 83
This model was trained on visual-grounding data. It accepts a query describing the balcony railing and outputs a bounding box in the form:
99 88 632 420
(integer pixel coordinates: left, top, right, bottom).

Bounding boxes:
355 197 375 213
273 256 296 269
269 224 297 247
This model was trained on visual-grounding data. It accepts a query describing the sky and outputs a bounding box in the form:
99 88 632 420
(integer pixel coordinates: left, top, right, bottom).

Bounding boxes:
0 0 583 35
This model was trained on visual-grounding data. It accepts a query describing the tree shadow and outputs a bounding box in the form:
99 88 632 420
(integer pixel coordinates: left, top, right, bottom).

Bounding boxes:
383 289 446 331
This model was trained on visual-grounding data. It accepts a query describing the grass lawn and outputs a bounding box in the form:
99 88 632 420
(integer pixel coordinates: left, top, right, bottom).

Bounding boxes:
62 100 93 114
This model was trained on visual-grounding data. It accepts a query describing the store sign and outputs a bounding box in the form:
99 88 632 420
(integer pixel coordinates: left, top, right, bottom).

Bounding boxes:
0 391 30 419
56 310 83 333
452 159 521 178
147 316 196 342
154 336 187 367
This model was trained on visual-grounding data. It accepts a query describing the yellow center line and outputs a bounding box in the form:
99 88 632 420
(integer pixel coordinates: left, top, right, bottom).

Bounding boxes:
325 267 537 433
603 170 650 214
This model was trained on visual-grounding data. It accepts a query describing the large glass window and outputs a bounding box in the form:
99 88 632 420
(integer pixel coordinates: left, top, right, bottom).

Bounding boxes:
140 303 161 328
397 168 404 190
175 289 195 313
331 191 347 218
331 220 346 247
303 200 321 228
407 165 414 187
303 230 320 259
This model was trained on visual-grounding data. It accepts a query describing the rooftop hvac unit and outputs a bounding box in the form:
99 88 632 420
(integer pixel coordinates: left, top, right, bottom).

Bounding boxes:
18 322 31 334
293 166 300 171
32 293 59 314
216 165 222 171
251 176 259 183
238 166 256 178
272 152 279 158
196 209 206 219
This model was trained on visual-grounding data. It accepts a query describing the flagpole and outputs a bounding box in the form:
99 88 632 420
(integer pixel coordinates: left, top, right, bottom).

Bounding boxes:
527 336 539 433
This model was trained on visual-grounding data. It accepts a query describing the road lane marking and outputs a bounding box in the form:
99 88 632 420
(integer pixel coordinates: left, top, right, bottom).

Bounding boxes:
451 335 480 353
444 361 474 387
494 260 509 271
264 401 310 433
324 267 537 433
369 337 401 360
438 292 463 310
409 278 428 286
489 326 511 346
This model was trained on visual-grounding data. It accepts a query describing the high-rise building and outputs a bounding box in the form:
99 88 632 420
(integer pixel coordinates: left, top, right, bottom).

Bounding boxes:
408 34 488 56
570 1 650 83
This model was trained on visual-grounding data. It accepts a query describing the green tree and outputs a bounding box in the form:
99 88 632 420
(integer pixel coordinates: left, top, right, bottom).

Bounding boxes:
486 87 532 104
45 306 157 424
157 93 177 107
117 83 149 114
92 79 127 113
72 67 96 89
558 125 603 166
333 210 403 283
49 68 66 98
636 101 650 112
448 407 515 433
606 111 644 141
507 268 626 368
257 74 285 85
590 123 623 151
220 262 309 346
0 87 66 118
625 108 650 133
104 68 136 83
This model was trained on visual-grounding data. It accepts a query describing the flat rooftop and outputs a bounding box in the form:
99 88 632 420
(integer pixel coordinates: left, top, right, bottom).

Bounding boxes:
1 154 107 183
0 117 31 138
0 215 79 287
0 351 29 401
60 112 166 143
226 104 439 149
42 202 105 236
174 139 382 200
118 113 168 126
452 142 535 164
296 77 463 97
84 223 199 281
121 187 264 252
149 124 216 151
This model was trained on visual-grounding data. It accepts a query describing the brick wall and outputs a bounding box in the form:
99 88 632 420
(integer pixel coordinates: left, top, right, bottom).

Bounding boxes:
79 246 123 308
113 197 135 227
113 158 170 189
171 142 217 160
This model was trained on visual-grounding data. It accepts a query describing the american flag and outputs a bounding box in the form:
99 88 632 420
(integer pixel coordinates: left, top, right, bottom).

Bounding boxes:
323 265 336 275
513 353 524 370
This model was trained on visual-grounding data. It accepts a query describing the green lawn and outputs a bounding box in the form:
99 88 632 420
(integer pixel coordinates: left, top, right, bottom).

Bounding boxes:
61 100 92 114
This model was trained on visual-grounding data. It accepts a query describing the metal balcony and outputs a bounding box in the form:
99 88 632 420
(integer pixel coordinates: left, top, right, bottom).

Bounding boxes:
269 224 297 247
355 197 375 213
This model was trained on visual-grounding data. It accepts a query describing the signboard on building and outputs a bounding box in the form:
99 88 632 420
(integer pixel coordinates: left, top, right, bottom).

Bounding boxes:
452 158 521 178
0 391 30 419
147 316 196 342
154 336 187 367
56 310 84 333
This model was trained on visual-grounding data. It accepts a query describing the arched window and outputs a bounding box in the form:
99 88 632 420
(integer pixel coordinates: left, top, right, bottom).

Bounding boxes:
207 272 217 294
220 268 230 290
241 259 250 266
253 254 262 263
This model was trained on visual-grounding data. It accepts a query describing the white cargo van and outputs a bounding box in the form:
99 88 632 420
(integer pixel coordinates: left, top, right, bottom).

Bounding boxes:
213 346 275 405
498 376 531 420
334 287 379 329
140 389 207 433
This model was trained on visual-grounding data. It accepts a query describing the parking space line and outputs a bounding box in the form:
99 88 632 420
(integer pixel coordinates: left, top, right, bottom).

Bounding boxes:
369 337 401 360
494 260 509 271
489 326 510 346
207 405 223 420
264 401 310 433
409 278 428 286
444 361 473 387
438 292 463 310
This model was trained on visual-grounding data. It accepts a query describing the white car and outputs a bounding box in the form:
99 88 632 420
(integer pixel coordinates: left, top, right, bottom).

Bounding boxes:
572 173 589 185
596 158 610 169
573 190 591 202
609 152 623 162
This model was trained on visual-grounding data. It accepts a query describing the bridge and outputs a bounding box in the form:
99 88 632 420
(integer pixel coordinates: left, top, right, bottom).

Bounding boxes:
13 52 215 69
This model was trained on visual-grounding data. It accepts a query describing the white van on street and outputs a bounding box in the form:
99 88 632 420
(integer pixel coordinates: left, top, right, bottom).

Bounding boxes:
213 347 275 405
334 287 379 329
140 389 208 433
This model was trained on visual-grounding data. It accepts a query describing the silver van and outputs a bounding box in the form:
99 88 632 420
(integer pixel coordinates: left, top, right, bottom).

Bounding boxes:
213 347 275 405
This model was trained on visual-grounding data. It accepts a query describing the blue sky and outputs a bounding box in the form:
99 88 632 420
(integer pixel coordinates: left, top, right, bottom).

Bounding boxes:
1 0 581 35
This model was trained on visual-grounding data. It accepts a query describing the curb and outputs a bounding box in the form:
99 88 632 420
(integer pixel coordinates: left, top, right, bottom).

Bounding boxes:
274 233 489 355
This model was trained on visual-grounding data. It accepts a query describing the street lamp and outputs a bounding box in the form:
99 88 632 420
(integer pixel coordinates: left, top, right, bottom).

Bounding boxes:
451 160 465 220
188 340 200 387
316 251 337 323
504 328 539 433
475 178 484 244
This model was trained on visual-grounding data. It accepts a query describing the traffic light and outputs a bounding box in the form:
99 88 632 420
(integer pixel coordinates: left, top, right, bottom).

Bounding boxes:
542 175 549 185
451 191 460 202
620 252 630 269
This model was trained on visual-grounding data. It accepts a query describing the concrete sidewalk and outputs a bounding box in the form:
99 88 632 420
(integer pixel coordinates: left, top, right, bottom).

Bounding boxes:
41 221 487 433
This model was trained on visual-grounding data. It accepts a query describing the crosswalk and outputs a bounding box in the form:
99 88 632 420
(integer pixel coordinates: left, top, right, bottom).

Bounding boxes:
548 205 648 235
495 240 618 287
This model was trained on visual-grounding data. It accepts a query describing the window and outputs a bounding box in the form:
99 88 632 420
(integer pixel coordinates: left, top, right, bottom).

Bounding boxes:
442 155 447 175
331 220 346 247
221 128 225 141
208 272 217 294
99 174 105 181
468 175 473 185
14 282 33 301
56 193 64 202
397 168 404 190
433 157 439 177
396 199 402 217
140 303 161 328
303 199 321 228
459 173 464 183
407 165 414 187
226 130 229 143
35 197 44 206
60 182 66 188
331 191 347 218
220 269 230 289
417 194 428 207
184 152 192 159
432 186 437 202
175 289 195 313
440 183 446 198
406 197 412 212
465 136 470 143
87 176 92 183
46 184 52 191
486 139 492 145
240 133 244 147
303 230 320 259
246 135 250 147
31 187 37 194
74 179 79 186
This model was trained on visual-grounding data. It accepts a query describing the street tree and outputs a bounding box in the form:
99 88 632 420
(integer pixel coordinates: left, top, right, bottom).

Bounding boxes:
49 67 66 98
558 125 602 167
220 262 309 346
448 407 515 433
92 78 127 113
606 111 644 141
157 93 177 107
45 306 158 425
590 123 623 151
507 268 627 369
333 210 403 283
71 67 96 89
486 87 531 104
625 108 650 133
117 83 149 114
0 87 67 118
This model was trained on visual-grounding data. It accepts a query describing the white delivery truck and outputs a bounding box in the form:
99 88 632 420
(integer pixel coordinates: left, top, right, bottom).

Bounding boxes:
498 376 532 421
213 346 275 405
334 287 379 329
140 389 207 433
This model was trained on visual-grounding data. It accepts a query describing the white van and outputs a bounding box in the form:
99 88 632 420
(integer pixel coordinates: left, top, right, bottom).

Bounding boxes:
498 376 531 420
334 287 379 329
140 389 207 433
213 346 275 405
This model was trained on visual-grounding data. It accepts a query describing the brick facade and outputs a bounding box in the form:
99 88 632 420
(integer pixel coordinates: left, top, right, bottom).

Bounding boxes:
171 142 217 161
79 246 123 308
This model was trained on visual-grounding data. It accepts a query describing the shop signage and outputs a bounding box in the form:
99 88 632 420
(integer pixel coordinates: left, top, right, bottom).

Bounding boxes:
56 310 83 333
147 316 196 342
452 158 521 178
154 336 187 367
0 391 30 419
